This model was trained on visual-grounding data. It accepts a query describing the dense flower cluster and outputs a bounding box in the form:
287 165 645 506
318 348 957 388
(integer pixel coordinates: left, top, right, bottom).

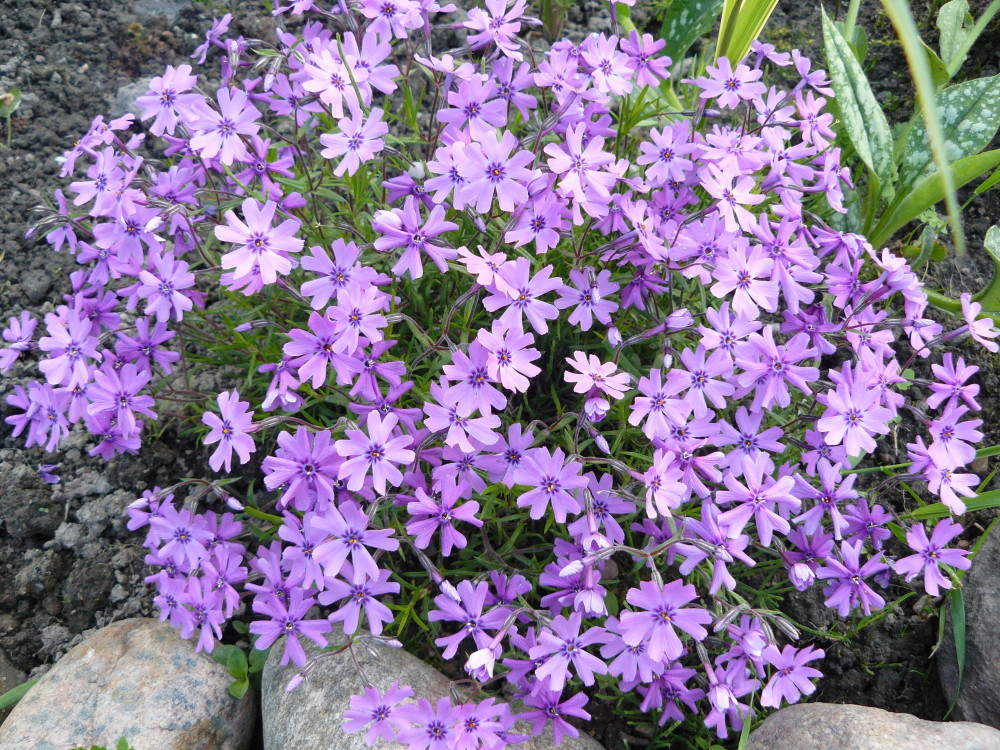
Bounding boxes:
4 0 990 746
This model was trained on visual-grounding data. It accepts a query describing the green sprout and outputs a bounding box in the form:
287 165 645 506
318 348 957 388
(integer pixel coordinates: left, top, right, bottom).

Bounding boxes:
0 88 21 147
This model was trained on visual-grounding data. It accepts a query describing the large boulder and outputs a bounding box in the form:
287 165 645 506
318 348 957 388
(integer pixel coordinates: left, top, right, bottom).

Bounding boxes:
939 523 1000 728
748 702 1000 750
262 633 606 749
0 618 255 750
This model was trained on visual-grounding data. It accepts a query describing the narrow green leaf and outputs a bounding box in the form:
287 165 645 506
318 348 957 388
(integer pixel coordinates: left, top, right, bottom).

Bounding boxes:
937 0 973 71
0 678 37 710
659 0 725 63
869 148 1000 248
822 9 896 187
945 589 966 719
973 163 1000 197
920 39 950 90
881 0 966 255
899 75 1000 189
905 486 1000 520
718 0 780 64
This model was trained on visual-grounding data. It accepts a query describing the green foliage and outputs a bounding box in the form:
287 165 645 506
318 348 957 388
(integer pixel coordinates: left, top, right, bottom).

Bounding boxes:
658 0 725 63
212 643 269 699
716 0 780 64
0 87 21 147
822 8 896 188
67 738 135 750
0 677 36 710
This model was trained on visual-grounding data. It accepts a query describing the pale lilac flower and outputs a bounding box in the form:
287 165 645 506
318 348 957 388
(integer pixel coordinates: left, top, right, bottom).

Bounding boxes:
202 390 257 472
320 108 388 177
215 198 304 285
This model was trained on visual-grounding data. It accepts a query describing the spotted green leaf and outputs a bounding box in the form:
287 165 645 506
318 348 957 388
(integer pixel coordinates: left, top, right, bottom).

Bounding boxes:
658 0 725 63
822 9 896 188
937 0 973 70
899 74 1000 189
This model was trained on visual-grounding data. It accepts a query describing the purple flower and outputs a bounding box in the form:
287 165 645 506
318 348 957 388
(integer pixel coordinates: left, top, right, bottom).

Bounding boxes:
202 390 257 472
544 123 616 203
249 589 332 666
372 196 458 280
702 164 764 234
342 681 415 745
516 447 587 523
521 688 590 746
483 257 562 335
313 499 399 582
319 562 398 635
717 455 800 547
530 611 611 690
38 310 101 389
406 478 482 556
136 64 200 136
214 197 304 285
816 375 895 458
619 579 712 663
336 411 416 495
1 312 37 373
189 86 261 165
928 353 980 411
894 519 971 596
87 362 157 438
396 697 459 750
760 644 824 708
456 129 534 212
695 56 766 109
320 107 388 177
428 579 508 659
476 321 542 393
817 540 889 616
554 268 620 332
928 403 983 469
961 292 999 352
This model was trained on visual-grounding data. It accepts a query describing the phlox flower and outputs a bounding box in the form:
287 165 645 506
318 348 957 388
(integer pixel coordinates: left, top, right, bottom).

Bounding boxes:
249 589 332 666
483 257 562 334
530 611 611 691
817 540 889 616
928 353 980 411
313 500 399 581
544 123 616 203
38 310 101 389
202 390 256 472
465 0 527 60
925 464 979 515
927 403 983 469
1 312 37 373
760 644 824 708
189 87 261 165
215 197 304 285
406 479 482 556
960 293 999 352
136 251 196 322
619 579 712 663
328 283 389 354
554 267 619 331
87 362 157 439
135 64 200 136
342 681 415 745
320 107 388 176
716 455 800 547
335 411 415 495
319 563 399 635
816 376 893 458
423 380 501 452
581 34 633 96
621 31 672 87
429 579 508 659
456 129 534 212
564 352 630 399
894 519 971 596
702 164 765 235
476 321 542 393
695 56 766 109
372 196 458 280
516 447 587 523
438 77 507 140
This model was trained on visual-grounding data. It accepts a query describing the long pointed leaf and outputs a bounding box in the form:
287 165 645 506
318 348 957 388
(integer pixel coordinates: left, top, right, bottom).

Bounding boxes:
881 0 966 255
717 0 780 64
822 8 896 187
870 148 1000 248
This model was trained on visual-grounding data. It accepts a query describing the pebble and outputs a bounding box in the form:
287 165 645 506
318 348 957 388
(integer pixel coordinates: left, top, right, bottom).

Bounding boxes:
747 703 1000 750
939 523 1000 728
0 618 255 750
262 633 607 750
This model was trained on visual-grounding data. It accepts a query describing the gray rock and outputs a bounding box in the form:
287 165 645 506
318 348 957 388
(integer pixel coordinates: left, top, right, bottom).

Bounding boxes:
133 0 191 24
0 618 255 750
13 549 60 597
939 524 1000 729
747 703 1000 750
262 633 606 750
110 78 154 120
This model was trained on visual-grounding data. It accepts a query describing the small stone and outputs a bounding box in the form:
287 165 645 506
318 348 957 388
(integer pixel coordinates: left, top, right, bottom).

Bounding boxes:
747 703 1000 750
262 633 606 750
939 523 1000 728
0 618 255 750
14 549 60 597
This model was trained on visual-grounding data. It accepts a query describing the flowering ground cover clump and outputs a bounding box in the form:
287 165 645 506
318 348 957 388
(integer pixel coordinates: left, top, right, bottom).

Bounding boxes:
3 0 995 746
